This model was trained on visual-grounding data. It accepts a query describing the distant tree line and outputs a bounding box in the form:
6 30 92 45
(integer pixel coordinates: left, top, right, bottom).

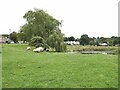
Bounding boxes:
64 34 120 46
5 31 120 47
5 32 120 47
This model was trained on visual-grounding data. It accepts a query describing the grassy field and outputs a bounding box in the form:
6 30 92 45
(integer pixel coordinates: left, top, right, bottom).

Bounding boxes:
2 44 118 88
0 44 2 89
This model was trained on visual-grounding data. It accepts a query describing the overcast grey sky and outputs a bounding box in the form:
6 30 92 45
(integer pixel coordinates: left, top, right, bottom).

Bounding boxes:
0 0 119 38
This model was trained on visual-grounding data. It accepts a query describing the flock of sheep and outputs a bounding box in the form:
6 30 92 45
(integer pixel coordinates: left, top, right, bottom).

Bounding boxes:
27 46 108 54
27 46 46 52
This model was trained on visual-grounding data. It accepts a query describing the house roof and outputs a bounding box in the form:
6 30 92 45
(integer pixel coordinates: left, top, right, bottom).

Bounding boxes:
100 43 108 46
0 35 7 43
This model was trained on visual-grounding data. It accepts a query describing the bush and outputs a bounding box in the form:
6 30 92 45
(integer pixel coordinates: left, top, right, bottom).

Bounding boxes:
47 34 67 52
54 42 67 52
29 36 66 52
29 36 47 48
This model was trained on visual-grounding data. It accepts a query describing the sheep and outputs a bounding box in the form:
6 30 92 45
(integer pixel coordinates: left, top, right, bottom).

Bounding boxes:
33 47 44 52
102 52 107 55
26 47 31 50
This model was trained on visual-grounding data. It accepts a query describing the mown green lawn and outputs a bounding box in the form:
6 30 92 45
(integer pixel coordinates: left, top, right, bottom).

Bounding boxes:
2 44 118 88
0 44 2 89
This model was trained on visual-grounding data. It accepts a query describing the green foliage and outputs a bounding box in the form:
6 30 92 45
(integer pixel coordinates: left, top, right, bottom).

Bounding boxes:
17 32 26 42
19 24 33 42
96 36 120 46
47 29 67 52
89 41 96 46
29 36 47 48
22 9 60 39
99 37 107 43
113 47 120 55
113 39 118 46
19 8 66 52
9 32 18 43
2 34 9 38
69 36 75 41
64 37 69 41
80 34 90 45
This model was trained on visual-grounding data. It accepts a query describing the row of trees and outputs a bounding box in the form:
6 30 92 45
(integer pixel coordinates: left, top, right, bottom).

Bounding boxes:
64 34 120 46
9 31 120 47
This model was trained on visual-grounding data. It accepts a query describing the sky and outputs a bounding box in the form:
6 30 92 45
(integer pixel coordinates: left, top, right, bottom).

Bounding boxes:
0 0 119 38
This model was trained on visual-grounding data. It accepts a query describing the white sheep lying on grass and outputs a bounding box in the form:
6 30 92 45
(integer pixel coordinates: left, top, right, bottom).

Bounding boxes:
102 52 107 55
26 47 31 50
33 47 44 52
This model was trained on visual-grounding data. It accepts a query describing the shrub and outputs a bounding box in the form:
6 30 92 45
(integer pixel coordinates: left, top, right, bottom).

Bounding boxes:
29 36 46 48
29 36 66 52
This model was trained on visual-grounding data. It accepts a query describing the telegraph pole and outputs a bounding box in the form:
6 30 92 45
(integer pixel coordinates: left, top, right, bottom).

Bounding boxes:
9 29 11 38
9 29 11 35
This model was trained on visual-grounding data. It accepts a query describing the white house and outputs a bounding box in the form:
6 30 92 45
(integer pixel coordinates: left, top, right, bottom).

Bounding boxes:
99 43 108 46
0 35 7 43
0 35 15 44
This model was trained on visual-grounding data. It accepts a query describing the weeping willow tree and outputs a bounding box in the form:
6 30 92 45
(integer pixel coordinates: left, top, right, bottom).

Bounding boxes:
18 8 66 52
